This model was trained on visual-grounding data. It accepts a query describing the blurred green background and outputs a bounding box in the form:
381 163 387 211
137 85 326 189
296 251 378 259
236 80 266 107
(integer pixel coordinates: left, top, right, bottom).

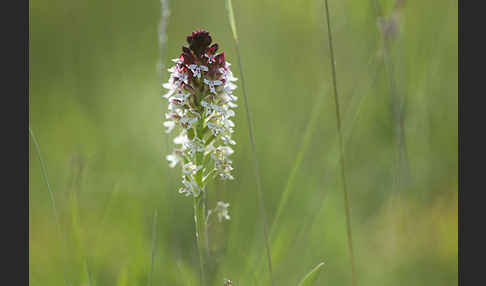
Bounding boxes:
29 0 457 285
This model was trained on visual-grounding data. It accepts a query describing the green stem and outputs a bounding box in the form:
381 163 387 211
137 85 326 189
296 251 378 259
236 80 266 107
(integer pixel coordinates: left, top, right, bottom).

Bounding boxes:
193 194 207 286
323 1 358 286
193 128 208 285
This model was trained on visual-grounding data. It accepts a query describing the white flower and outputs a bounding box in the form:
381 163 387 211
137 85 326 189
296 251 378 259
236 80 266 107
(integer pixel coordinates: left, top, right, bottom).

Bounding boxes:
207 122 224 135
219 67 237 82
213 201 230 222
221 135 236 146
163 120 175 133
203 79 223 93
182 162 202 175
185 137 205 156
224 109 235 118
204 53 218 64
170 92 190 106
224 118 235 128
162 82 176 99
178 175 204 197
166 153 181 168
174 132 189 146
172 58 183 64
218 146 234 156
224 82 238 92
178 177 193 196
201 100 213 117
188 64 208 79
180 115 199 129
218 172 234 180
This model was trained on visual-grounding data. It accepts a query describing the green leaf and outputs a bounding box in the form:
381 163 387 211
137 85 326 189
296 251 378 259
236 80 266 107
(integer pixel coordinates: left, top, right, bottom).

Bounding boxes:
224 0 238 41
297 262 325 286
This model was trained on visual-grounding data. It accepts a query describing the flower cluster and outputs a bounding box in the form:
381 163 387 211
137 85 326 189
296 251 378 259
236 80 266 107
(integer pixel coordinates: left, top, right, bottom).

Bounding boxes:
163 30 238 199
207 201 231 223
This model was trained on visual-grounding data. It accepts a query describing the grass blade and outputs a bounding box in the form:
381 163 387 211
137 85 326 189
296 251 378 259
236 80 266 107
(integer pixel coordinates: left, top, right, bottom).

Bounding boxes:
225 0 238 42
29 127 71 286
297 262 325 286
224 0 274 284
323 1 358 286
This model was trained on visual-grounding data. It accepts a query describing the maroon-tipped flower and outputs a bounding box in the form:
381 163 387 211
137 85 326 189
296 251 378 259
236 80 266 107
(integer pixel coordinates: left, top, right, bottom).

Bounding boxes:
163 30 238 200
186 29 212 56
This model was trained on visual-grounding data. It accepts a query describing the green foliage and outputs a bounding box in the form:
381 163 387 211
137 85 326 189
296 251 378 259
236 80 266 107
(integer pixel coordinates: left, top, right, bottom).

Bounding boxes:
29 0 458 285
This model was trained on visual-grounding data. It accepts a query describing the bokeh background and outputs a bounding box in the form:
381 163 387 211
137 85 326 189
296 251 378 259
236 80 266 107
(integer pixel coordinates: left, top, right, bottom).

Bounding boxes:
29 0 458 285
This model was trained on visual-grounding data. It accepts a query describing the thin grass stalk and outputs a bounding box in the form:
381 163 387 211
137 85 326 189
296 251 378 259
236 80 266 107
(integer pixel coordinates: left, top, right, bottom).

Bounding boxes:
276 58 383 270
29 127 71 286
250 50 382 286
323 1 358 286
193 195 207 286
148 208 158 286
224 0 274 284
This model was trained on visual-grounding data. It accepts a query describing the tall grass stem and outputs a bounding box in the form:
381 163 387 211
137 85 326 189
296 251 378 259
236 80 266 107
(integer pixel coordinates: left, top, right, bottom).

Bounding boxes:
323 1 358 286
224 0 274 284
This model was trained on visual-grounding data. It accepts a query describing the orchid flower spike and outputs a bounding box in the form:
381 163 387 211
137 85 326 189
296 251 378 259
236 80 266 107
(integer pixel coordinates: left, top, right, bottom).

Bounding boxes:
163 30 237 219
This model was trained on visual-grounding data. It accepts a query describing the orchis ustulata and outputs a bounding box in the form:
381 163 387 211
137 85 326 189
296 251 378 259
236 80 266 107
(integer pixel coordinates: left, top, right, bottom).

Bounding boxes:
163 30 236 227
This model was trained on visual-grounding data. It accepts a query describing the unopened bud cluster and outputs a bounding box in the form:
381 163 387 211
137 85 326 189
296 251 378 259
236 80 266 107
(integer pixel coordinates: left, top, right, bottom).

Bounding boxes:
163 30 237 209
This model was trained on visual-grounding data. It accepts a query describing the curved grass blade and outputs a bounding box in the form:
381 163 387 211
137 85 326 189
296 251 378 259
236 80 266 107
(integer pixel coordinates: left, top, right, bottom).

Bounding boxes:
297 262 325 286
225 0 238 42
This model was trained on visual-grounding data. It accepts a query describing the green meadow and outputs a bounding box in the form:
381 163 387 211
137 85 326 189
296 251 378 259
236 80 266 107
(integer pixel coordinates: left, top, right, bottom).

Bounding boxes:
29 0 458 285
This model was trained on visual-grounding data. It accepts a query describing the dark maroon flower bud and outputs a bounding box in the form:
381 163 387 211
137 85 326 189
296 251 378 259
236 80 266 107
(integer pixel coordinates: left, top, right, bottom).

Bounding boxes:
182 46 195 65
186 29 212 56
182 46 191 54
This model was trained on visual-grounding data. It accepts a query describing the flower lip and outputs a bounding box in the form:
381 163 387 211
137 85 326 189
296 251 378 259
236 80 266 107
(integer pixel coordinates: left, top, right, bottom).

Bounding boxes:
186 29 212 56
